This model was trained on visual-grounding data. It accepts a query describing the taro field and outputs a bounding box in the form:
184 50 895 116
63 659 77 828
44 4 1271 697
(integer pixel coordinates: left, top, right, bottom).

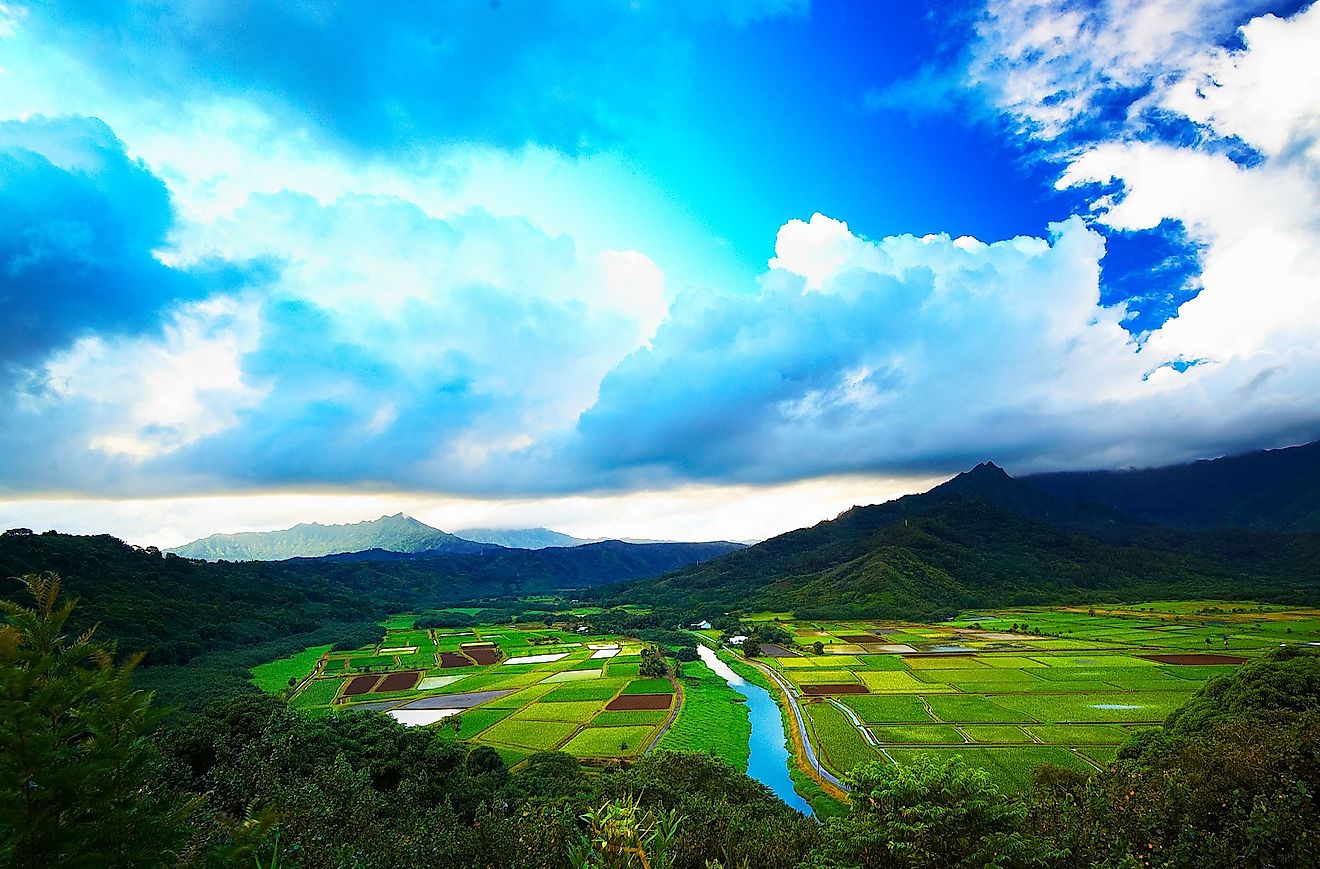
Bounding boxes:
265 621 678 768
716 601 1320 791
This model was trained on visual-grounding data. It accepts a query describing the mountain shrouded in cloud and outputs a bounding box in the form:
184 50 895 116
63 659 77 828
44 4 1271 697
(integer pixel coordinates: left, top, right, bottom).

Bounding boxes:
0 0 1318 541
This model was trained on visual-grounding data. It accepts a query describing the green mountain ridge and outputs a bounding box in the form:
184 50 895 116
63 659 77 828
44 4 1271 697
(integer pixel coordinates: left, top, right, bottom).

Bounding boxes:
1027 439 1320 532
614 462 1320 618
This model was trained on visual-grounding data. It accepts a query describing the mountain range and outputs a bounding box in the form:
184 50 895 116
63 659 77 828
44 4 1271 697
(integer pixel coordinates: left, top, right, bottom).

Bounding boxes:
612 444 1320 619
167 514 675 560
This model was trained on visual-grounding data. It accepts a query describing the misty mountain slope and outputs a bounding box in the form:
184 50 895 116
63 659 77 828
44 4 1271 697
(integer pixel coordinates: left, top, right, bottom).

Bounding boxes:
1028 440 1320 532
618 465 1320 618
452 527 591 549
167 513 493 560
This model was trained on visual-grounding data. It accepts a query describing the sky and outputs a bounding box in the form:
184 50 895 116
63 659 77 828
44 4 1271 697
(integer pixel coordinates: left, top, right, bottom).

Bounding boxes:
1 0 1318 547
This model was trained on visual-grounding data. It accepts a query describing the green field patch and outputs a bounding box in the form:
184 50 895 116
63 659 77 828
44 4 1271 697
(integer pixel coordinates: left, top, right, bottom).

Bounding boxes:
857 671 951 693
1079 745 1120 764
656 661 751 769
543 680 628 702
789 668 860 685
290 677 344 708
977 656 1047 668
543 668 603 683
925 695 1037 723
251 644 331 693
1026 724 1130 744
961 725 1033 744
985 679 1124 694
395 651 437 668
479 718 577 751
562 725 656 757
838 694 934 723
887 746 1094 792
1158 664 1240 681
805 701 884 775
933 668 1044 684
991 692 1191 723
606 661 642 678
857 655 907 670
905 656 988 670
592 708 670 727
1028 667 1140 682
509 700 601 723
486 683 558 707
1039 655 1157 668
622 678 673 694
870 724 964 744
780 655 862 668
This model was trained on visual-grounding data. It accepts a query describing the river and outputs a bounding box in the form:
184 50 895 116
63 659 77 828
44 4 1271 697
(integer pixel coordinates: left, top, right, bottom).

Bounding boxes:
697 644 815 816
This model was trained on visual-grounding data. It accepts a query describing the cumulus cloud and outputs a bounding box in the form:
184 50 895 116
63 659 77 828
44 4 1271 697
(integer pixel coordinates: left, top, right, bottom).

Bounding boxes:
0 116 205 367
967 0 1275 141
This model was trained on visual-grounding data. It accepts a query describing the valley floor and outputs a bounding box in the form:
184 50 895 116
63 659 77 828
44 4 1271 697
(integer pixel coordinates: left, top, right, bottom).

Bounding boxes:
252 600 1320 801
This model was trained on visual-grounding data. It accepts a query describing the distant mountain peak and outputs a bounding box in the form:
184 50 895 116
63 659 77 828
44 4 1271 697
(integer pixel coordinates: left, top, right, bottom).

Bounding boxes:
166 513 492 561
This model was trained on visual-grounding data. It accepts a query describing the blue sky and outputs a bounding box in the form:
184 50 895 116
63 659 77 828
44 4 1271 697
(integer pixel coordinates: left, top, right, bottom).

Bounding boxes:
1 0 1318 545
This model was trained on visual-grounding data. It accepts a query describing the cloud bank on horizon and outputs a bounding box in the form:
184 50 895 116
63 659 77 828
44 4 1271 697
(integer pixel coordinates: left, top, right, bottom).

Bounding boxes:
1 0 1318 505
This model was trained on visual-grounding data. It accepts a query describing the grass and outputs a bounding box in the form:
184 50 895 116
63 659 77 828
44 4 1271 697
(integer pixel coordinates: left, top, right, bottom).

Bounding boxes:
454 707 515 737
622 678 673 694
542 680 628 702
804 701 883 775
961 725 1033 744
592 708 670 726
925 695 1037 723
857 671 952 693
250 644 330 693
509 701 602 723
480 718 578 751
838 694 935 723
562 725 656 757
989 691 1193 723
885 746 1094 792
655 660 751 770
870 724 964 744
290 677 343 708
1026 724 1132 744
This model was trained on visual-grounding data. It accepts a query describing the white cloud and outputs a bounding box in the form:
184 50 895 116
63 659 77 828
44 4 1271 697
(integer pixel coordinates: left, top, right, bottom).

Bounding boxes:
968 0 1271 139
1058 3 1320 365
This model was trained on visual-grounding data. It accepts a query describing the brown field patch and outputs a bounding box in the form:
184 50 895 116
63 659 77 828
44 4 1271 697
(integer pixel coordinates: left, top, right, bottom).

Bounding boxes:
801 683 870 695
375 670 422 692
606 693 673 711
438 652 476 668
837 634 882 643
1140 653 1247 665
760 643 799 657
342 675 380 696
462 644 502 665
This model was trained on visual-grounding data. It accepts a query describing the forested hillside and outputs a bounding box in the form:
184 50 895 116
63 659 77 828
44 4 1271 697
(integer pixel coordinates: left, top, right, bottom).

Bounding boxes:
1028 439 1320 532
617 464 1320 618
0 530 738 665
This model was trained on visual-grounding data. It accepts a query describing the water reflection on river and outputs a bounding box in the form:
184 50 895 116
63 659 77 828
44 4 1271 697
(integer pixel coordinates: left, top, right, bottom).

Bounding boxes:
697 644 814 816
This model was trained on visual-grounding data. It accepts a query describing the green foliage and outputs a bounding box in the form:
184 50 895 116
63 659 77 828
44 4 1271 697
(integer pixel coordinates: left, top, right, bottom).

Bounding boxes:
0 573 195 867
569 794 683 869
614 468 1320 619
249 643 330 693
656 660 751 770
640 645 670 678
802 755 1055 868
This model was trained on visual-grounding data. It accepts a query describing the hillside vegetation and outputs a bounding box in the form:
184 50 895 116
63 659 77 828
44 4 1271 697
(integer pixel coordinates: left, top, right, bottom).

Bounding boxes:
617 463 1320 618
